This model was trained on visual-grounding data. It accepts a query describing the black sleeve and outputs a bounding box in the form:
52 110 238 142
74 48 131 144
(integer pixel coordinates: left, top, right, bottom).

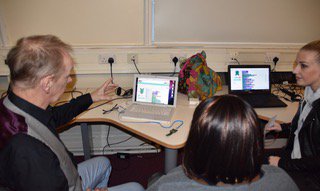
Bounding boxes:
0 134 68 191
279 153 320 172
51 93 93 127
280 123 291 137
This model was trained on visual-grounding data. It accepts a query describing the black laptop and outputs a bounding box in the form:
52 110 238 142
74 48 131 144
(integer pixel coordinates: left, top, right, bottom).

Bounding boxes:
228 65 287 108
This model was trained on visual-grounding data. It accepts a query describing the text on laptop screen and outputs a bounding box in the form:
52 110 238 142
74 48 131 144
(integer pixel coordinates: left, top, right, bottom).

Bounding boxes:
230 68 269 91
134 77 176 105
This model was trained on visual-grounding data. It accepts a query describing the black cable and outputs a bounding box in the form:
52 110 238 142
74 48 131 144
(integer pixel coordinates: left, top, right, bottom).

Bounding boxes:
86 96 130 111
106 125 111 147
232 58 240 65
108 136 133 146
102 125 133 154
272 57 279 72
132 59 141 74
171 56 179 76
273 83 303 102
108 57 114 83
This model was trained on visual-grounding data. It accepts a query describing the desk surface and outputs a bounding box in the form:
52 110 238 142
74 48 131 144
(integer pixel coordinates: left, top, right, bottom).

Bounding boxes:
68 86 299 149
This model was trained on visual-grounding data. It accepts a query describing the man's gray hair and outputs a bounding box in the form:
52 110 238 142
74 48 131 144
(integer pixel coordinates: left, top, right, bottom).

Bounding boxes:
5 35 73 89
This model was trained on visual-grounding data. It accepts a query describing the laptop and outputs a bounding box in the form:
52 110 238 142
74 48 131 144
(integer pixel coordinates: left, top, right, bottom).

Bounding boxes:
228 65 287 108
121 74 178 123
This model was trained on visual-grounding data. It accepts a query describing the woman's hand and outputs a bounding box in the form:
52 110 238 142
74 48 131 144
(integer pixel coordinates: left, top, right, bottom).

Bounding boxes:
268 156 281 166
90 78 118 102
265 121 282 132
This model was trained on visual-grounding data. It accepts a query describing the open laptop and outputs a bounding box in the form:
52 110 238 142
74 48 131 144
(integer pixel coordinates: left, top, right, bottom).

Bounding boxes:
121 74 178 123
228 65 287 108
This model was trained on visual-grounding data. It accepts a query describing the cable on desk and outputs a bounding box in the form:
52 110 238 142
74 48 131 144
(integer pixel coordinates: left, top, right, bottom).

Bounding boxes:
118 113 184 136
102 104 122 114
272 83 304 102
87 96 131 111
118 115 183 129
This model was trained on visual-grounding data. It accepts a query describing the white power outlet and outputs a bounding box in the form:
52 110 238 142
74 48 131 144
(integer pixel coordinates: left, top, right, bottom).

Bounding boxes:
229 51 239 61
127 53 138 64
98 54 116 65
170 54 187 65
227 51 240 65
265 52 280 63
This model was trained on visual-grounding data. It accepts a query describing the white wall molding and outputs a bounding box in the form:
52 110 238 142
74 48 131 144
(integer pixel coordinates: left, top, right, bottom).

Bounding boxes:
1 44 300 77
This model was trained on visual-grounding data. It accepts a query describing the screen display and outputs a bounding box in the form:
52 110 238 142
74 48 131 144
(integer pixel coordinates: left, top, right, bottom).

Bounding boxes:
230 68 269 91
134 77 176 105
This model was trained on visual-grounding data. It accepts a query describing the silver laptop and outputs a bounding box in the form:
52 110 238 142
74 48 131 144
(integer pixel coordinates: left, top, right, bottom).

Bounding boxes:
121 74 178 123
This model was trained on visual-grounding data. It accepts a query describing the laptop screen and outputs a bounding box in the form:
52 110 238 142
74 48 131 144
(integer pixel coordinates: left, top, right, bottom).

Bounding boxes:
228 65 271 94
132 75 178 107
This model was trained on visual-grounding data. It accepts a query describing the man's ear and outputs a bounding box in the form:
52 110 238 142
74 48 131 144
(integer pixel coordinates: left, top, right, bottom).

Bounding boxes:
40 75 54 93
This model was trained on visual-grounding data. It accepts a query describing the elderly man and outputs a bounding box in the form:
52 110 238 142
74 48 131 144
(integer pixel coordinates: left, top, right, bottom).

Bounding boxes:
0 35 144 191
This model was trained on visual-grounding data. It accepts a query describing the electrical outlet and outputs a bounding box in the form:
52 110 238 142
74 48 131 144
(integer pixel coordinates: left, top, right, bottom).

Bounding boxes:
170 54 187 65
227 51 240 64
229 51 239 61
127 53 138 64
98 54 116 65
265 52 280 63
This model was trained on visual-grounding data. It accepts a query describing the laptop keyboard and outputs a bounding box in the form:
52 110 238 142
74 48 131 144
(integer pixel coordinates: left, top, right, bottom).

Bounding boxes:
128 105 172 116
238 94 287 108
121 104 173 122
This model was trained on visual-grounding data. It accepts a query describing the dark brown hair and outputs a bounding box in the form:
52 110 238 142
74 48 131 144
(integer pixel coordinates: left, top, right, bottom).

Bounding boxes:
5 35 72 89
183 95 263 185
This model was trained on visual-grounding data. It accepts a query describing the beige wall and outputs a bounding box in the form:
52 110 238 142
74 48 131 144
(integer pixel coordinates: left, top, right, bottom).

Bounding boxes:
0 0 312 89
154 0 320 44
0 0 145 46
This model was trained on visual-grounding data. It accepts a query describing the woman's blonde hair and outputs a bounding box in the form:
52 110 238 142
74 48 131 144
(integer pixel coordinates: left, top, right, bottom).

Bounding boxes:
301 40 320 64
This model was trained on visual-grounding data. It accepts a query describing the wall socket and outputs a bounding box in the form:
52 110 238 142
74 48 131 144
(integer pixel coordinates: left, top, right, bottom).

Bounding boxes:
265 52 280 63
170 54 187 65
127 53 138 64
229 51 239 61
228 51 240 64
98 54 116 64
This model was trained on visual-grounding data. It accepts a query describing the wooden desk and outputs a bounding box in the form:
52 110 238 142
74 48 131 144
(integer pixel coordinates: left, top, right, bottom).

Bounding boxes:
73 92 195 173
65 86 299 173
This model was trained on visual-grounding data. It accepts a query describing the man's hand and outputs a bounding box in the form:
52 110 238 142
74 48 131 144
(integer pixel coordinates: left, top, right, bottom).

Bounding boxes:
90 78 118 102
269 156 281 166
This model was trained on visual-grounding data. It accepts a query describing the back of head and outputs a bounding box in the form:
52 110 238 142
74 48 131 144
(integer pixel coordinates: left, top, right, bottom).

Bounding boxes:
5 35 72 89
300 40 320 64
183 95 263 185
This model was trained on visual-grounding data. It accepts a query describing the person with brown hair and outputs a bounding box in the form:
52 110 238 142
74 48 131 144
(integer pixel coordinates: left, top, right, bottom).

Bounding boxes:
147 95 298 191
0 35 144 191
266 40 320 190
